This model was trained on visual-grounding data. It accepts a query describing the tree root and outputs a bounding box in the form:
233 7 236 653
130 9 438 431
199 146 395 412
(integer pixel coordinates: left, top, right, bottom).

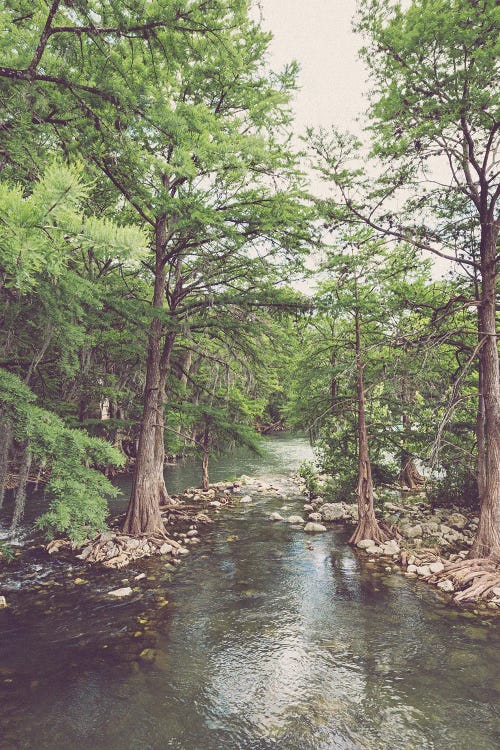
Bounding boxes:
430 556 500 604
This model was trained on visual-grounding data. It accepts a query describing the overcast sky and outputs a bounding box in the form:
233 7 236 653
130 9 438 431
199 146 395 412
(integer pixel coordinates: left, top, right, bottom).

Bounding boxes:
258 0 368 135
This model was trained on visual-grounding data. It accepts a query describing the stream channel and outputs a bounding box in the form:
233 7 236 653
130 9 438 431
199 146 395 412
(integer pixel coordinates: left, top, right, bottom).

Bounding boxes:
0 435 499 749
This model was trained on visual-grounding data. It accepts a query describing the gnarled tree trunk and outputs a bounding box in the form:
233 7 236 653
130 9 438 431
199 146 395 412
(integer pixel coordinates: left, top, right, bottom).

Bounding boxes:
471 223 500 559
123 219 171 535
349 304 391 546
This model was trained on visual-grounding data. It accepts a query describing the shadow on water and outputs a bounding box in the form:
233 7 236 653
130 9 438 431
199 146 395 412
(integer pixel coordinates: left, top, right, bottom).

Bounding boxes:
1 435 499 750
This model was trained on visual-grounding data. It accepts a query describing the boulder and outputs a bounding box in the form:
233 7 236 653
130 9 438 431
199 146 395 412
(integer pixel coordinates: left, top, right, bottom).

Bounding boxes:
286 515 305 525
416 565 431 577
429 561 445 574
320 503 349 522
158 543 173 555
357 539 375 549
366 545 384 555
437 579 454 593
303 504 314 512
382 541 401 556
108 587 133 598
269 512 284 522
406 525 423 539
304 522 327 533
447 512 468 530
308 512 323 522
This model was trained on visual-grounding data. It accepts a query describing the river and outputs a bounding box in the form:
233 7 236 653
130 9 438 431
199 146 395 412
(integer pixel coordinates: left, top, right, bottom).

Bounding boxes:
0 435 499 749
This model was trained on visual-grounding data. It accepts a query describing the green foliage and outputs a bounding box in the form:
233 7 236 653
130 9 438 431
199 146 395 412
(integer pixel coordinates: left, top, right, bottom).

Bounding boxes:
0 369 124 543
298 460 320 500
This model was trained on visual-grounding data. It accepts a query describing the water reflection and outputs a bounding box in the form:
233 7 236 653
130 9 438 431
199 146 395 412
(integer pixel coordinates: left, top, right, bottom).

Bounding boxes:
0 436 499 750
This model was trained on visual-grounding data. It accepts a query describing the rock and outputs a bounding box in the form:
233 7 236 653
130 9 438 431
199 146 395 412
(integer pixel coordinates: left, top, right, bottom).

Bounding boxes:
240 495 253 503
407 564 418 573
286 515 305 525
108 587 133 598
178 547 190 555
304 522 327 533
382 540 400 555
134 573 146 581
0 596 7 608
366 545 384 555
429 561 445 574
303 504 314 512
492 587 500 597
319 503 349 521
209 500 222 507
406 525 423 539
308 512 323 522
437 579 454 593
186 529 198 537
158 543 173 555
416 565 431 577
269 512 284 522
447 512 468 530
357 539 374 549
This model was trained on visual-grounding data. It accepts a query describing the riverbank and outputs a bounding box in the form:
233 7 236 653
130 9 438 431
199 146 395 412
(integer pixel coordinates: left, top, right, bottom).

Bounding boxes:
292 477 500 612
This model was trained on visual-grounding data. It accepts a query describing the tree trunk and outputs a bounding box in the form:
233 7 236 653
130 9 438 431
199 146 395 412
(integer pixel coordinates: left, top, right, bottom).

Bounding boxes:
349 305 391 546
201 417 210 491
10 444 32 534
123 219 170 535
471 223 500 559
0 421 12 509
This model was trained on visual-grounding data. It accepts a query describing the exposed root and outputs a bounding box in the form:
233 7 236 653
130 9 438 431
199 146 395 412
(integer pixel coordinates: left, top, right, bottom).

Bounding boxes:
430 556 500 604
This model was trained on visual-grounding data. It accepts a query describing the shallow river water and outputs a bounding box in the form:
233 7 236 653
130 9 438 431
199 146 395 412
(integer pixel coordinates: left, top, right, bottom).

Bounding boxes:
0 436 499 749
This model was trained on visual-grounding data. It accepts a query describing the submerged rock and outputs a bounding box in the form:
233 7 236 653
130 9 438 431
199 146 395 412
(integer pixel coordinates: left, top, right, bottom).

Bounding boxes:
269 512 284 522
304 522 327 533
108 587 133 598
286 515 305 525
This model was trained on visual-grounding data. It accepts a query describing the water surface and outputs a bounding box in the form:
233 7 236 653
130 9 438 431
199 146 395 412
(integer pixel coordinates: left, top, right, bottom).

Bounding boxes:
0 435 498 750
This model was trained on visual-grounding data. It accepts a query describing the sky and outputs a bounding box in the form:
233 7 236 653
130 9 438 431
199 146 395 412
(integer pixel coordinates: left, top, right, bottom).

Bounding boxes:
258 0 368 136
256 1 451 279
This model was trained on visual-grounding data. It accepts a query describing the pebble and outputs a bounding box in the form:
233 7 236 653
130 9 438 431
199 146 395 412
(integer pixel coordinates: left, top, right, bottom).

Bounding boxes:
108 587 133 598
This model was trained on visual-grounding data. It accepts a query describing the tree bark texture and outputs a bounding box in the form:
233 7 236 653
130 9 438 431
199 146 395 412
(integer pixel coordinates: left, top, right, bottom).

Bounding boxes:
471 223 500 559
123 218 171 535
349 306 391 546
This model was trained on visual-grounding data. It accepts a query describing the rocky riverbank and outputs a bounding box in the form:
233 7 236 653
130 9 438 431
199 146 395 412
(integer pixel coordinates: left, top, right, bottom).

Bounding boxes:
286 476 500 611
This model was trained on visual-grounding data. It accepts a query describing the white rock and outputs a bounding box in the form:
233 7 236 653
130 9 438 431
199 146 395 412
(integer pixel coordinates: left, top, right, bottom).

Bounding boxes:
187 529 198 537
159 543 173 555
429 561 445 574
366 545 384 555
178 547 190 555
416 565 431 577
209 500 222 507
269 512 284 522
320 503 349 521
407 564 418 573
286 515 305 525
308 512 323 522
437 579 454 593
407 525 423 539
357 539 375 549
304 522 327 533
240 495 253 503
134 573 146 581
303 504 314 512
108 587 133 598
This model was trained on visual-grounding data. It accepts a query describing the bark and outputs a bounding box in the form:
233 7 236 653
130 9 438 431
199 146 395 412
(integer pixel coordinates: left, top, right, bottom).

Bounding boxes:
471 222 500 559
10 444 32 533
123 218 171 535
349 305 391 546
0 421 12 509
201 417 210 491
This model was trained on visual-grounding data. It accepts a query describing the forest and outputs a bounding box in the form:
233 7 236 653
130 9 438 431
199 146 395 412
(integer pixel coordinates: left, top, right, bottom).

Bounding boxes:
0 1 499 747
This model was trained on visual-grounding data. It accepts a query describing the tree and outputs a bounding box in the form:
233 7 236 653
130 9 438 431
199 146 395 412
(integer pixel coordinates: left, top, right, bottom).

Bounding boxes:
310 0 499 560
